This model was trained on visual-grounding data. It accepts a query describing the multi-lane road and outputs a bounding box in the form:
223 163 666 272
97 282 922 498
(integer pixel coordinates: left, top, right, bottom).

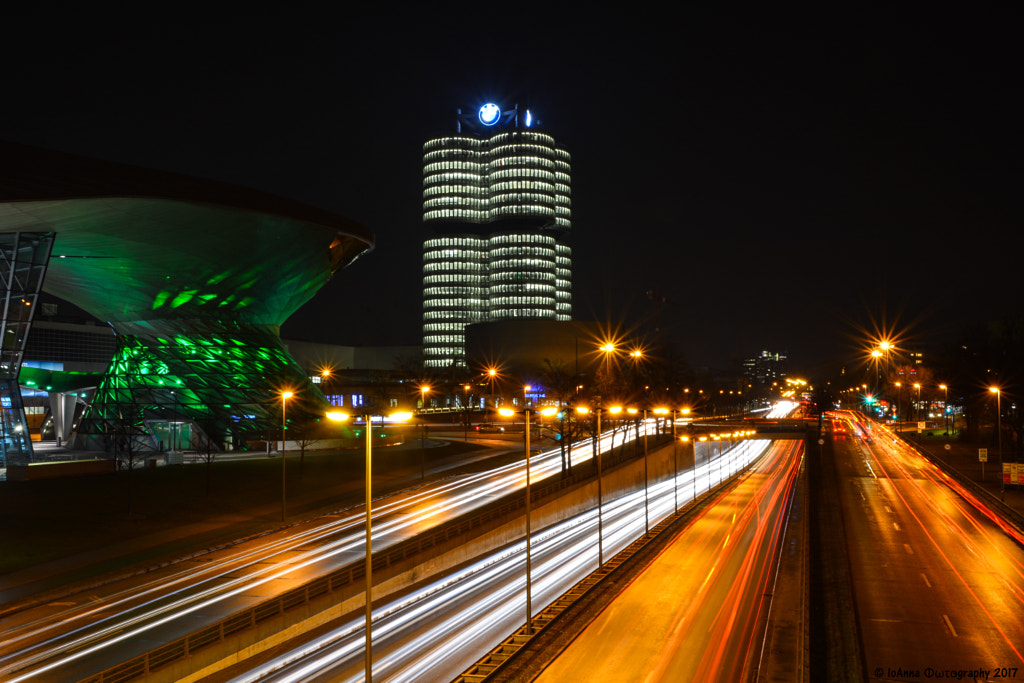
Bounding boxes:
0 418 667 682
532 439 803 682
830 412 1024 680
208 437 777 682
24 399 1017 683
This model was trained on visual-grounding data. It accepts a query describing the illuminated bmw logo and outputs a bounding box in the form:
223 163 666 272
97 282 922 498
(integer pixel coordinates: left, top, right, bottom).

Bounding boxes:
479 103 501 126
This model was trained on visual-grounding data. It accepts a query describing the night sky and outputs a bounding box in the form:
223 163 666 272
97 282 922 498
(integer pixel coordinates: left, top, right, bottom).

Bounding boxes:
2 8 1015 377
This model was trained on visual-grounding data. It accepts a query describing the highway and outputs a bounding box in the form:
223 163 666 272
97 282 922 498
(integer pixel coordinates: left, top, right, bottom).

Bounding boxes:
0 420 655 682
831 412 1024 679
207 435 781 681
531 439 802 683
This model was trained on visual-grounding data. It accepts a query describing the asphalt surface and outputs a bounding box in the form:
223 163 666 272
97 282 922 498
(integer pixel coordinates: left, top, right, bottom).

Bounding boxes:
834 414 1024 681
531 440 802 682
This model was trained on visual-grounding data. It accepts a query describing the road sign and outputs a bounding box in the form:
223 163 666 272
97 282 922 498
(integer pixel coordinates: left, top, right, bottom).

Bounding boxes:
944 443 951 450
979 448 988 462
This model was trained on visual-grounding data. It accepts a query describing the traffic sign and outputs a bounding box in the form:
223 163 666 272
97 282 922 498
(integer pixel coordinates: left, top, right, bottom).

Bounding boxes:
979 448 988 462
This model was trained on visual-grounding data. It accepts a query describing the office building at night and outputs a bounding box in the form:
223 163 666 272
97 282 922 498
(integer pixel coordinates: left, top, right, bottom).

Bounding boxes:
422 102 572 369
743 350 788 387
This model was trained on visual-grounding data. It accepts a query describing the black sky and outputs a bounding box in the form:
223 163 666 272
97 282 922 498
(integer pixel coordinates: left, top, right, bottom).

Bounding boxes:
2 8 1016 377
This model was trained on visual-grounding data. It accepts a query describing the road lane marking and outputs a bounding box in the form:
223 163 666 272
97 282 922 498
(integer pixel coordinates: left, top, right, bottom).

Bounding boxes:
942 614 958 637
904 544 914 555
885 506 892 513
920 573 931 587
893 522 901 531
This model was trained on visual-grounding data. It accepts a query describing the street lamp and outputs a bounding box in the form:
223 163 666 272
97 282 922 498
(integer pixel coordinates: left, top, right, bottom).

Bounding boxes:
871 349 882 391
939 384 949 436
599 343 616 390
625 406 650 534
485 368 498 408
325 408 411 683
463 384 472 440
895 382 902 433
578 402 612 567
990 387 1003 501
653 407 675 512
280 390 293 522
499 404 556 633
419 385 431 480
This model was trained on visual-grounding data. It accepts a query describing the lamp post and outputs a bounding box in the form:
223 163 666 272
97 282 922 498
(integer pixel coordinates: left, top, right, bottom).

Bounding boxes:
913 383 921 426
654 407 675 512
698 436 710 495
486 368 498 408
939 383 949 435
896 383 906 423
170 389 178 453
871 349 882 394
325 409 411 683
419 386 430 479
463 384 471 441
990 387 1003 501
280 391 292 522
577 404 604 566
642 408 649 534
499 404 555 633
600 343 616 392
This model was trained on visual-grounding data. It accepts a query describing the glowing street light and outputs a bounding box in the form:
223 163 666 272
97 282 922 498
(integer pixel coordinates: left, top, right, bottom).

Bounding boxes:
418 385 431 480
498 404 556 633
990 387 1003 501
325 409 411 683
895 382 902 432
939 384 949 437
280 390 293 522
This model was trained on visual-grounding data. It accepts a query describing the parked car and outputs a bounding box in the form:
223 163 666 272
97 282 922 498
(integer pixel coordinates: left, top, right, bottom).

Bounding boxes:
476 423 505 433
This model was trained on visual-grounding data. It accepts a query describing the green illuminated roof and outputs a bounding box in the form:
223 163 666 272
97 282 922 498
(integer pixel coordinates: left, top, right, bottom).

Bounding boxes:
0 141 373 326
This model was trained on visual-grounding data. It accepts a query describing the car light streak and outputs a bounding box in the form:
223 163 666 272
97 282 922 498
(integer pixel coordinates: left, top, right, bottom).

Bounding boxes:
845 411 1024 666
3 403 798 682
227 439 779 682
1 421 658 681
534 440 802 683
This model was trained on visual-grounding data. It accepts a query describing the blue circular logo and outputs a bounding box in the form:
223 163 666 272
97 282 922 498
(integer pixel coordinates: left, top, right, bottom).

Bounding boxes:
479 103 501 126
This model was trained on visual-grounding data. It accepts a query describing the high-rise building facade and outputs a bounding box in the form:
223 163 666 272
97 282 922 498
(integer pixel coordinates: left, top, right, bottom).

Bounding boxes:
743 350 788 386
422 102 571 368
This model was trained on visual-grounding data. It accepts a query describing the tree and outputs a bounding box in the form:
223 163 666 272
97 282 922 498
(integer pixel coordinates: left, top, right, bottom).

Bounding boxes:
540 359 584 475
290 417 325 479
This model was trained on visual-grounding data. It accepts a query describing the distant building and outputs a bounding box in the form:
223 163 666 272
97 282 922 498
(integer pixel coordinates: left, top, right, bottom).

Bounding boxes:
743 350 788 387
422 101 572 369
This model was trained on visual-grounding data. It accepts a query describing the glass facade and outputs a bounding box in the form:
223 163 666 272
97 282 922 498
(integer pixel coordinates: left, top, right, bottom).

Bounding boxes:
72 319 323 454
422 117 572 368
0 232 53 468
422 132 570 227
